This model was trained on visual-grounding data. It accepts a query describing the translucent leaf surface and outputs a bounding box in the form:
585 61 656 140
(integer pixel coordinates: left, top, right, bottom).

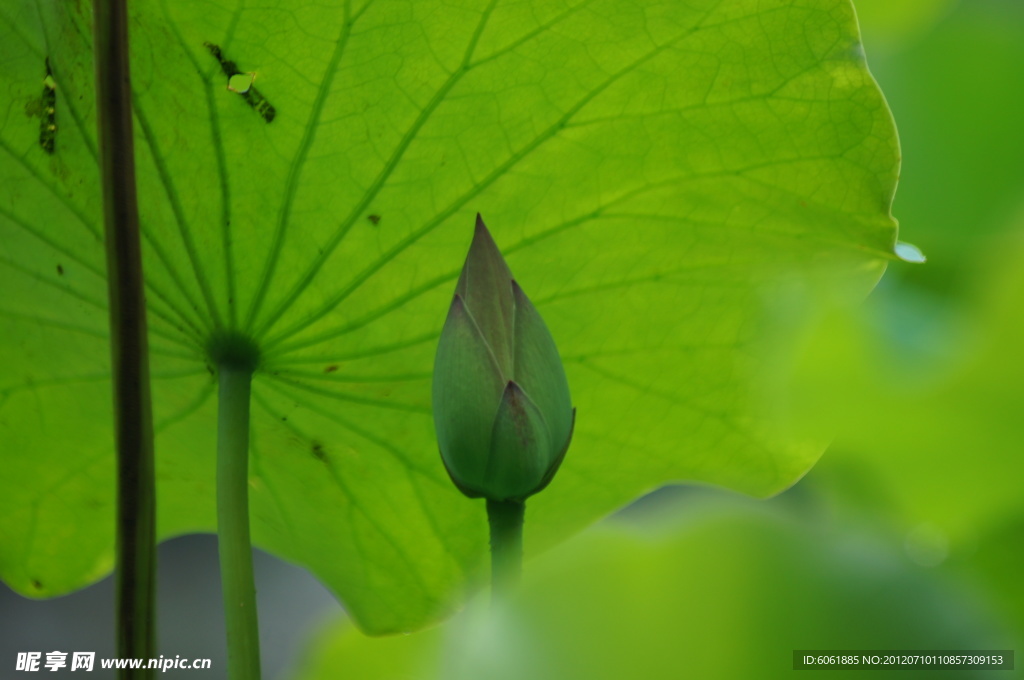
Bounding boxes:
0 0 899 632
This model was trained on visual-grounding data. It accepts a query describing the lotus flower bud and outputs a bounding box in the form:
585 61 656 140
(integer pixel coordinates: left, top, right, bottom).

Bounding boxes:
433 215 575 502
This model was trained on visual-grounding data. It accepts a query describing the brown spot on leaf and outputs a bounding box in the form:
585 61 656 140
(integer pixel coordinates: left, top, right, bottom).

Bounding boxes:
324 365 338 373
368 214 381 226
311 441 325 461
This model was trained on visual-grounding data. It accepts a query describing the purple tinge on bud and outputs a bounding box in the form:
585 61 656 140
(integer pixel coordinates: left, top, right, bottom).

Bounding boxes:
432 215 574 502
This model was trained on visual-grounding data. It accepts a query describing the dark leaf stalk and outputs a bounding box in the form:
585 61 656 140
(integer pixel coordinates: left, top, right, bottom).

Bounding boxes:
92 0 157 675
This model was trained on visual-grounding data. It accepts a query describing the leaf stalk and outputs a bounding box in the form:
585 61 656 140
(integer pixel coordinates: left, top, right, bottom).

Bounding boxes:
217 366 262 680
92 0 157 676
486 499 525 600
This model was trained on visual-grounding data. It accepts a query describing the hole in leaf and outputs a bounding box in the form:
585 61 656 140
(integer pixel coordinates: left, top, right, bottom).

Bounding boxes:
227 72 255 94
204 42 275 123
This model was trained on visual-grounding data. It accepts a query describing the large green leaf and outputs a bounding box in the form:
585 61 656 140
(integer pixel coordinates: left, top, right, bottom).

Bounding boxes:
0 0 899 633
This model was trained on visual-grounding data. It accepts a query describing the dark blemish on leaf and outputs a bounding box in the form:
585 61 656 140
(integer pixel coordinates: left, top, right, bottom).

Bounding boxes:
56 264 64 275
244 89 276 122
324 365 338 373
204 42 276 123
280 416 287 421
39 58 57 154
204 42 235 75
367 214 381 226
31 579 43 590
311 441 325 461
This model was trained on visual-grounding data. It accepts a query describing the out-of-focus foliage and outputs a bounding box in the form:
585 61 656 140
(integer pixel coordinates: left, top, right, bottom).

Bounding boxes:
291 493 1008 680
852 0 957 49
863 0 1024 287
792 232 1024 542
759 4 1024 675
788 0 1024 647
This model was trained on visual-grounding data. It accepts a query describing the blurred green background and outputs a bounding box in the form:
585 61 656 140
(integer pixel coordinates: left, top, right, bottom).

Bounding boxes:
2 1 1020 677
289 0 1024 677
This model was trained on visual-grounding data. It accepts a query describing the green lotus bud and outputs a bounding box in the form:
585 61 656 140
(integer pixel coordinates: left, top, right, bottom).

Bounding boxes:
433 215 575 502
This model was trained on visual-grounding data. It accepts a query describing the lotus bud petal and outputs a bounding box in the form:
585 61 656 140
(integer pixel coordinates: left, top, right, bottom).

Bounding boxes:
432 215 575 502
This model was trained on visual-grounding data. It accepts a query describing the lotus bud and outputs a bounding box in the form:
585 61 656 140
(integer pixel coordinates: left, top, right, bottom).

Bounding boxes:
432 215 575 502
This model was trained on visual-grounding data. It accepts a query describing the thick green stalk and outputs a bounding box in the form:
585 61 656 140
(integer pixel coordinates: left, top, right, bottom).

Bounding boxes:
93 0 157 676
217 366 261 680
486 499 525 599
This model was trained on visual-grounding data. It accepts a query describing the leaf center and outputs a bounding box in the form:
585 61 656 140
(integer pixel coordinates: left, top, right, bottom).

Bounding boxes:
207 330 261 373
